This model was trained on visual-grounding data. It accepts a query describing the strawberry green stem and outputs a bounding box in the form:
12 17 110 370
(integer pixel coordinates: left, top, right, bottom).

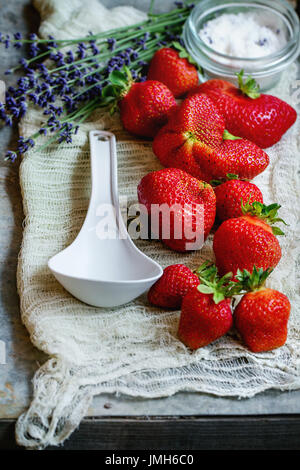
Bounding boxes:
236 69 261 99
195 262 234 304
241 201 288 235
235 266 272 292
223 130 242 141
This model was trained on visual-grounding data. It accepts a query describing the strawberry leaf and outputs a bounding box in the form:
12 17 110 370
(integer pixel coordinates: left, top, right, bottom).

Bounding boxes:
234 266 273 292
210 173 239 186
217 272 233 287
172 41 186 53
194 262 217 280
210 179 223 187
172 41 202 72
241 201 287 235
101 66 133 113
236 69 260 99
195 262 234 304
223 129 242 141
109 70 129 87
101 84 117 98
212 291 225 304
272 226 285 236
197 284 214 295
226 173 239 180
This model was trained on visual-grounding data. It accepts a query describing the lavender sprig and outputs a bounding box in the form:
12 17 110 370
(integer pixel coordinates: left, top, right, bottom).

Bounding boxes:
0 1 198 161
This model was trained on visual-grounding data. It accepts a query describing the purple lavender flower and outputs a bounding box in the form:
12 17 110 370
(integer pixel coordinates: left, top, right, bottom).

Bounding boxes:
0 103 7 121
131 51 139 60
19 101 27 117
5 151 17 162
58 123 73 143
0 6 193 161
17 136 35 153
29 92 40 104
13 32 22 49
4 35 10 49
47 35 58 49
26 38 39 57
66 50 75 63
138 60 147 67
77 42 87 59
5 115 12 126
107 38 116 51
19 58 28 68
47 116 61 132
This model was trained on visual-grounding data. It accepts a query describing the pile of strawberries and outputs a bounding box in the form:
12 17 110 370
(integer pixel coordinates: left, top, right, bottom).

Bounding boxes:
112 45 296 353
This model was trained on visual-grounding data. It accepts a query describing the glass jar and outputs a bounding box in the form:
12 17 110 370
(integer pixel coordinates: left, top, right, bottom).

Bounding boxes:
183 0 300 90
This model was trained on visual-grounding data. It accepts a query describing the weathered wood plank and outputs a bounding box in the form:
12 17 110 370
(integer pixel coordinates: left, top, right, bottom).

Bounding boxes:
1 416 300 450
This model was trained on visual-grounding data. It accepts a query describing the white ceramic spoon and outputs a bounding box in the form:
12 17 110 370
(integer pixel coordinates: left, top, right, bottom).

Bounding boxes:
48 130 162 307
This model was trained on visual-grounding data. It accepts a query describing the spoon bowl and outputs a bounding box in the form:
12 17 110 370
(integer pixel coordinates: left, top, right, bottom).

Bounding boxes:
48 130 162 307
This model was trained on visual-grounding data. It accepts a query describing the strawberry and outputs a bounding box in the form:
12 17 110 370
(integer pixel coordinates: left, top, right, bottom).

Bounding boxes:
178 264 233 349
213 202 286 277
147 44 199 98
137 167 216 252
189 71 297 148
234 267 291 352
119 80 177 138
152 94 269 182
213 175 263 222
102 67 177 138
179 289 232 349
148 264 200 309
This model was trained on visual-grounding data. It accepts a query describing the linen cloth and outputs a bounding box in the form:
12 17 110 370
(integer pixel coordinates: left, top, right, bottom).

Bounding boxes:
15 0 300 449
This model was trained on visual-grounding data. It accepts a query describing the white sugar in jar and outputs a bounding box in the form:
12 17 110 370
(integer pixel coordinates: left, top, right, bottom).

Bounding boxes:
199 12 287 60
183 0 300 91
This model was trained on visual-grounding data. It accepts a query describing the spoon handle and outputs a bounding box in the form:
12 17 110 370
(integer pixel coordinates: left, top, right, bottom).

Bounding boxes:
87 130 127 239
89 130 118 208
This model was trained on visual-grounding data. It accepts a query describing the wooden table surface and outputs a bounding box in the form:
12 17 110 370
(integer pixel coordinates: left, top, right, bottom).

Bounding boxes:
0 0 300 450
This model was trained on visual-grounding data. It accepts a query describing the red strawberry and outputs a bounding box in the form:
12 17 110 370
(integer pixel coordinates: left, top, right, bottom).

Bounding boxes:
213 202 285 277
235 289 290 352
148 264 200 309
213 176 263 222
178 264 233 349
234 267 290 352
153 94 269 182
147 46 199 98
119 80 177 138
189 71 297 148
137 168 216 252
102 67 177 138
179 289 232 349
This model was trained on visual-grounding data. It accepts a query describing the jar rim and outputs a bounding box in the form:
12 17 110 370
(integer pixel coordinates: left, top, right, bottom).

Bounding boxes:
187 0 300 63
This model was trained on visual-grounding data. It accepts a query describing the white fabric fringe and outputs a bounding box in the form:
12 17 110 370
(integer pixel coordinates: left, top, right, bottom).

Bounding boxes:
15 0 300 449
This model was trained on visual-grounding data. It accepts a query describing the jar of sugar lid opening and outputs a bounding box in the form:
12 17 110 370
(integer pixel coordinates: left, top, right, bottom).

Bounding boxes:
183 0 300 91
